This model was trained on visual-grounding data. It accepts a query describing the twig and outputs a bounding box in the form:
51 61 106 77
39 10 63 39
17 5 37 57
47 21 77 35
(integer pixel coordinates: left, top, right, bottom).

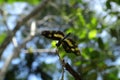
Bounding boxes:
3 15 18 48
22 49 56 54
56 50 82 80
63 62 82 80
61 60 65 80
0 0 51 57
0 21 36 80
56 50 65 80
0 34 35 80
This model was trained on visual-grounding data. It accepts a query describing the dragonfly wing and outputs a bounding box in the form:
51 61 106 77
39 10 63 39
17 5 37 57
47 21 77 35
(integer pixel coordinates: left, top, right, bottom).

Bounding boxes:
41 30 64 40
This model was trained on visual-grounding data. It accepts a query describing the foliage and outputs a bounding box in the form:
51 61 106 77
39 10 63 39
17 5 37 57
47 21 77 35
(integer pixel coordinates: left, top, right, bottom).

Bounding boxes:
0 33 7 45
0 0 120 80
0 0 41 4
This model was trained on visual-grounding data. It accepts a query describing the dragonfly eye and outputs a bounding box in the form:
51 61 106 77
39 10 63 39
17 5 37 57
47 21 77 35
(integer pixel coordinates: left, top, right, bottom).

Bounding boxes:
56 40 62 47
56 43 59 47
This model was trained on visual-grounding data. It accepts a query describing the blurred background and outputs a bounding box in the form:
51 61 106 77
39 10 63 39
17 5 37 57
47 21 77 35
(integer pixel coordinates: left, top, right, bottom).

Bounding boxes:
0 0 120 80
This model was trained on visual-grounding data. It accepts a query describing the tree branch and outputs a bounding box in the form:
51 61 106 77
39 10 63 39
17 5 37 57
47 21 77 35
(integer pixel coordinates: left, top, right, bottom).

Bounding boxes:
0 0 51 57
22 49 56 54
57 50 82 80
0 34 35 80
63 62 82 80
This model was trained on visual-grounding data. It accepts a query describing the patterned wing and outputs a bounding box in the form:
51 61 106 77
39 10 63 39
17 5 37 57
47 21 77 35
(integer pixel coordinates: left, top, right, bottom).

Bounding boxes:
42 30 80 56
56 33 71 47
62 38 80 56
41 30 64 40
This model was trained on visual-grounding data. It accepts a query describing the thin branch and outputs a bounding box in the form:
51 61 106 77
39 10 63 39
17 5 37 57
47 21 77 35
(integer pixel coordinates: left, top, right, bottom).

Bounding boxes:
22 49 56 54
63 62 82 80
0 34 35 80
56 51 65 80
0 34 57 80
3 15 19 48
61 61 65 80
0 21 36 80
0 25 57 80
0 0 51 57
56 50 82 80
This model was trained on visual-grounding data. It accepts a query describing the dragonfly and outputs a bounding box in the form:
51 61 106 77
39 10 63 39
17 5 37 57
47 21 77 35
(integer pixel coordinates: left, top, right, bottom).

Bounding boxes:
41 30 80 56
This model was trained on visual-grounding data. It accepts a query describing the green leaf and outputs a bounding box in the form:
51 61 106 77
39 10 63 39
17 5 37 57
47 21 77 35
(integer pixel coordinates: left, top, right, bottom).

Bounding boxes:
51 41 57 48
87 72 97 80
110 29 117 38
90 50 100 59
80 30 87 38
76 9 86 27
88 29 97 39
98 37 104 50
28 0 40 4
106 0 111 9
74 61 81 66
91 17 97 28
0 33 7 45
103 68 118 80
